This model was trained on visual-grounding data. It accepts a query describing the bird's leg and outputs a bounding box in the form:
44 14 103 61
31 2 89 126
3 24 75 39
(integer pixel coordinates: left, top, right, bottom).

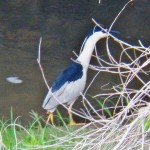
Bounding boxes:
68 103 77 125
46 112 54 125
68 103 85 126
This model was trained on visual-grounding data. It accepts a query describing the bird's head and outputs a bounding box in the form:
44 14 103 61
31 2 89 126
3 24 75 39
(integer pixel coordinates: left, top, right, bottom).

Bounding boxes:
77 26 119 66
85 26 108 44
85 26 119 44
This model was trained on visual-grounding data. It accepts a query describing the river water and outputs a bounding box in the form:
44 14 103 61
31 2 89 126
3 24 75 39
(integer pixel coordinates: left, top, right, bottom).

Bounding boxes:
0 0 149 124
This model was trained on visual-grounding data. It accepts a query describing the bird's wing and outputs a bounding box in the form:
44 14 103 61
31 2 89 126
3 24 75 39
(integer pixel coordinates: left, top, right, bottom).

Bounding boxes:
42 82 68 110
42 62 83 111
51 62 83 92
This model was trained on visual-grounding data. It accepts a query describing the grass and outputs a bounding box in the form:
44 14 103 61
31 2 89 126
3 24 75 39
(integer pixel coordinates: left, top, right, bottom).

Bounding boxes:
1 106 149 149
0 110 84 150
144 116 150 131
95 97 114 118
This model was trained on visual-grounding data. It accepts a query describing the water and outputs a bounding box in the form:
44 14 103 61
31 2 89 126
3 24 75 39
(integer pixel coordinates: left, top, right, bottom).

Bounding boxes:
0 0 149 124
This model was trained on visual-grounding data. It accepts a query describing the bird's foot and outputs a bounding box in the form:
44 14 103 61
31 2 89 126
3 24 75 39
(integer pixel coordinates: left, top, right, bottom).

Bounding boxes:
46 112 54 125
68 120 85 126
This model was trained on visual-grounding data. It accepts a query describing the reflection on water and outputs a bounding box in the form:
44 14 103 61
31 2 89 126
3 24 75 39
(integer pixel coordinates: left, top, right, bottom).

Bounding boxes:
6 76 23 84
0 0 149 124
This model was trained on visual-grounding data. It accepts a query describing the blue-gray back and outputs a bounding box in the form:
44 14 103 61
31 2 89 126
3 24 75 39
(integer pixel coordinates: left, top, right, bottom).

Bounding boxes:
51 62 83 92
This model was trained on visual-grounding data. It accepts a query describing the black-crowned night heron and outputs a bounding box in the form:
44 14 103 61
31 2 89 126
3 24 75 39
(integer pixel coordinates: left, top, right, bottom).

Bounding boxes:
42 26 108 125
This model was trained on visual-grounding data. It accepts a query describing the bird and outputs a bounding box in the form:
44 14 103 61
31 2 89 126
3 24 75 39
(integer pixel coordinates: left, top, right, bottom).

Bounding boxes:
42 26 108 125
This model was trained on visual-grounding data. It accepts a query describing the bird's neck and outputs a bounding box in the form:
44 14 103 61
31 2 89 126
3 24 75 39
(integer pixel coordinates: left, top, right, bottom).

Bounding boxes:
77 39 96 68
77 32 107 69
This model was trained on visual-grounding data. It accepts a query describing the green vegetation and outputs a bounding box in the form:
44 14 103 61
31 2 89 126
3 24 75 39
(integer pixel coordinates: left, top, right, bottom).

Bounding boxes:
0 110 81 150
0 107 150 149
0 99 116 149
95 98 114 118
144 116 150 131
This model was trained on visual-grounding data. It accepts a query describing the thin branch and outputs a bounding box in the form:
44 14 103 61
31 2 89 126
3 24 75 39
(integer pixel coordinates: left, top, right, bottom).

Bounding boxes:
37 37 50 90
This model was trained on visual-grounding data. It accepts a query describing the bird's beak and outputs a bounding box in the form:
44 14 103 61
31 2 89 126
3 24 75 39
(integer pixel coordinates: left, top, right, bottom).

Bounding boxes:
109 30 120 35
